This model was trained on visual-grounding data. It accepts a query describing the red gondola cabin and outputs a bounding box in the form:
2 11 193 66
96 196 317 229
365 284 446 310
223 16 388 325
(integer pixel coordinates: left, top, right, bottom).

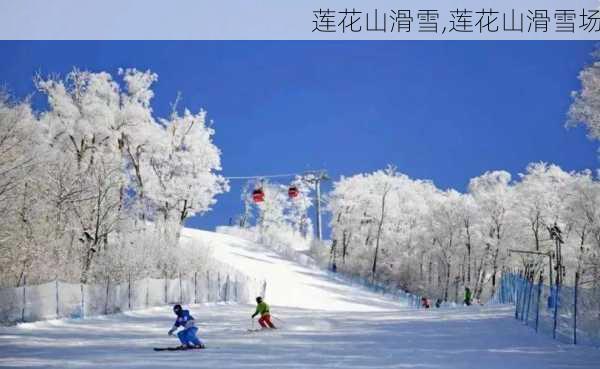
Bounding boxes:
288 186 299 198
252 188 264 203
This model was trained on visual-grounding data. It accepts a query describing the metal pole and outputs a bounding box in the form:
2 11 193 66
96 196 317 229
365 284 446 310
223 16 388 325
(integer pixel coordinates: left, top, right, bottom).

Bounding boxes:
552 284 560 339
574 271 579 345
22 275 26 322
535 275 543 333
552 234 562 340
304 170 328 241
549 253 554 292
315 178 322 241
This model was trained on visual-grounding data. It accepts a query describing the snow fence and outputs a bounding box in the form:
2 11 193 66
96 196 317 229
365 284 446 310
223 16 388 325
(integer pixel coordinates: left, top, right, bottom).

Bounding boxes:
0 268 266 325
493 272 600 348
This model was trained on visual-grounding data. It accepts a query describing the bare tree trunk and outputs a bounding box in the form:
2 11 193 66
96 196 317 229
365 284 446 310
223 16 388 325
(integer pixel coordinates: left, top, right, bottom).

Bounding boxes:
371 189 389 282
491 247 499 298
464 219 472 284
419 253 424 281
342 230 349 265
81 240 97 284
444 262 451 301
330 239 337 265
428 258 433 287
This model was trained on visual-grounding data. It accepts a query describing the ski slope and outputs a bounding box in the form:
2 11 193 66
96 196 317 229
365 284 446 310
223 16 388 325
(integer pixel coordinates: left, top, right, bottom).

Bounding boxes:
181 228 405 312
1 228 600 369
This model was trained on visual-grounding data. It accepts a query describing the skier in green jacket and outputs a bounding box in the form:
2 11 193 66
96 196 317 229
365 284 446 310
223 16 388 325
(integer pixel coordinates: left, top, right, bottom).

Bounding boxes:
252 296 276 329
464 287 472 306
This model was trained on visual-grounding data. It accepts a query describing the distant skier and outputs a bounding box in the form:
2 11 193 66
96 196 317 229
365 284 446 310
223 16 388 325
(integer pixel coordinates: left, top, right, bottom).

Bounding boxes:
252 296 276 329
464 287 472 306
168 304 205 349
421 297 431 309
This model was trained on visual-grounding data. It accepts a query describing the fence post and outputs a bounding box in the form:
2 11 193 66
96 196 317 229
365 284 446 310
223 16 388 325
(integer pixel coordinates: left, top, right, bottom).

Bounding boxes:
523 278 529 322
128 273 132 311
194 272 198 304
164 272 168 304
105 276 110 315
179 272 183 303
234 276 238 301
508 274 513 303
508 274 512 303
574 271 579 345
524 278 531 322
145 278 149 308
262 280 267 299
524 278 533 325
503 273 508 303
206 271 210 302
512 274 517 303
535 275 543 333
520 277 528 321
80 283 85 319
552 284 560 340
21 275 26 322
515 276 521 320
56 279 60 319
225 274 229 302
217 273 222 302
502 273 506 304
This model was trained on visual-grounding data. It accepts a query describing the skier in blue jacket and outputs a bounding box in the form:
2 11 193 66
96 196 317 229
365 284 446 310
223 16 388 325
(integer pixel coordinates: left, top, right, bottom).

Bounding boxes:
168 304 205 349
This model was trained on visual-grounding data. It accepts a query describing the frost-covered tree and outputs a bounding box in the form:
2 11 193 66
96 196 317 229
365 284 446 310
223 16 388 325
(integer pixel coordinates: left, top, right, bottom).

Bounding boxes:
0 68 228 286
286 176 313 238
328 163 600 302
468 171 515 299
568 53 600 140
152 108 228 225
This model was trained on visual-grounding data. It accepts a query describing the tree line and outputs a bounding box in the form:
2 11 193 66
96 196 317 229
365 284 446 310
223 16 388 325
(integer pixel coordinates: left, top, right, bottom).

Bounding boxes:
0 69 227 287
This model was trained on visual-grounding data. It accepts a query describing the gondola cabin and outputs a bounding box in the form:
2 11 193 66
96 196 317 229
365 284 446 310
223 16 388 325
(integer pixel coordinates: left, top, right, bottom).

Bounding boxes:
288 186 299 199
252 188 265 203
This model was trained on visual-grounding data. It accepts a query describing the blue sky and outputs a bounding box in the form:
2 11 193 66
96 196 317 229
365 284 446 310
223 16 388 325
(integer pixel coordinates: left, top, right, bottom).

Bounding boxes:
0 42 597 236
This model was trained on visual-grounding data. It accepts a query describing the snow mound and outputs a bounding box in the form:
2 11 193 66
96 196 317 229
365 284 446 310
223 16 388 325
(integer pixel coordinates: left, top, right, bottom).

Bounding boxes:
181 228 406 312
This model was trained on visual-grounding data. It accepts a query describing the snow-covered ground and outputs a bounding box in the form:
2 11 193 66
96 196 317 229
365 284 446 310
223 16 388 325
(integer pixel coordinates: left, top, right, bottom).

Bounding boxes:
1 228 600 369
181 228 405 311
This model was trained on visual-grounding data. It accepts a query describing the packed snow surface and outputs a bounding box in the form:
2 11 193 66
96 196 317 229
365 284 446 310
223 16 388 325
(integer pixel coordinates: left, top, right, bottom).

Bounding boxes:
181 228 405 311
1 228 599 369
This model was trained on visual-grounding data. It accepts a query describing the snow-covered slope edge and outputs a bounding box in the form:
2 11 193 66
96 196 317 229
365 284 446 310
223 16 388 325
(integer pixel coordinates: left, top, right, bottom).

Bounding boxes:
181 228 407 312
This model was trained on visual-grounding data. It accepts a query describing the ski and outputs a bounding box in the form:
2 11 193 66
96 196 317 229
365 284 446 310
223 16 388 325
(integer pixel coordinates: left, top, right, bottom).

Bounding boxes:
246 328 278 333
153 346 206 351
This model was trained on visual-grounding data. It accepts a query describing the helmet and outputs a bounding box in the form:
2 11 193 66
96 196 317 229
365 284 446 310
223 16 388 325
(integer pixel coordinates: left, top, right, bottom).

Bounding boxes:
173 304 182 314
256 296 263 303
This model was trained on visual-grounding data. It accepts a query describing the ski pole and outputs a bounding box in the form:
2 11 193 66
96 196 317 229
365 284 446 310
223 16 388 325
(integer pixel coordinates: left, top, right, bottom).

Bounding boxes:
272 316 285 324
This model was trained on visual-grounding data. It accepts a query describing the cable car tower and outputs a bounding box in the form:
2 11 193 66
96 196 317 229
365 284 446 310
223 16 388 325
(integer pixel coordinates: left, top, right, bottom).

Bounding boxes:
302 170 329 241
